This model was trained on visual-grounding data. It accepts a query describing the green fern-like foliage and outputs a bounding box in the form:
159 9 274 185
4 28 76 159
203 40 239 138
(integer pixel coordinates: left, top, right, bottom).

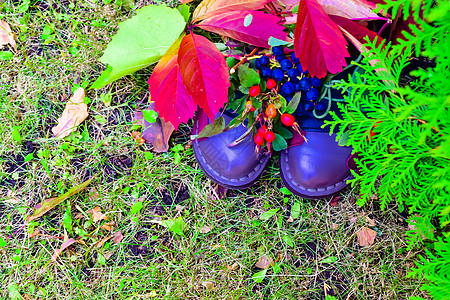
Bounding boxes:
325 0 450 298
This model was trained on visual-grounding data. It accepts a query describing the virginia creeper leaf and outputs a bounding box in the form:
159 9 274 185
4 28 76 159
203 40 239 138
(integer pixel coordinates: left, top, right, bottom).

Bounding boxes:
294 0 349 78
197 116 225 138
329 15 384 51
317 0 383 20
149 35 196 130
177 33 230 122
27 177 94 223
92 5 186 89
198 10 289 48
193 0 273 21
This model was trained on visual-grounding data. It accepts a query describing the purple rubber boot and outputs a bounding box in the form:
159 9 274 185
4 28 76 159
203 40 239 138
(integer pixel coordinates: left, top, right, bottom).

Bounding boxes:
192 109 271 189
280 67 356 199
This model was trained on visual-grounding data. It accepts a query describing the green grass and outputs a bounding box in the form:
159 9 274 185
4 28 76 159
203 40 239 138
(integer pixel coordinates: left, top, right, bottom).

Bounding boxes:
0 1 429 299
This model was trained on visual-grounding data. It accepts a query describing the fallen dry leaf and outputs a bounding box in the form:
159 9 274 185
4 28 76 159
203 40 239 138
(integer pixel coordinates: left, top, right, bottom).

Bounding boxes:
86 206 108 223
356 227 377 247
175 205 185 212
0 20 17 52
255 254 273 269
52 87 89 139
112 231 124 244
201 281 214 290
332 223 339 231
287 216 294 223
134 102 175 153
330 195 340 207
51 238 77 262
365 215 376 227
28 229 40 238
96 235 113 248
27 178 94 223
101 221 115 231
88 191 100 201
104 251 114 260
200 225 212 233
226 262 239 271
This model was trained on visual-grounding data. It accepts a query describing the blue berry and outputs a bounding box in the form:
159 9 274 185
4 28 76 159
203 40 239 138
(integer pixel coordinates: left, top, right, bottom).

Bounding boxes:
258 55 270 66
294 81 302 92
287 68 300 81
271 69 284 82
260 67 271 78
304 102 314 111
275 55 286 62
296 103 305 116
315 101 327 112
272 45 284 56
254 58 262 69
307 88 319 101
280 82 295 96
290 52 300 64
311 76 321 88
296 62 309 74
280 59 293 71
299 77 312 91
285 95 293 102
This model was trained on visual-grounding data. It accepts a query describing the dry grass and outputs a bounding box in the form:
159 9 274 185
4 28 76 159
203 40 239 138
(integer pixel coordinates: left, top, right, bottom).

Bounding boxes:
0 1 427 299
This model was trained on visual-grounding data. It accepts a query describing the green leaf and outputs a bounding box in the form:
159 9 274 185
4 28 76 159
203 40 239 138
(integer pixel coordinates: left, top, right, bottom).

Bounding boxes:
273 125 293 140
196 116 225 138
63 206 73 235
320 256 337 264
280 187 292 195
12 126 22 143
238 64 260 88
161 217 185 235
18 0 30 13
24 153 33 162
338 130 350 146
97 253 106 265
94 115 107 124
0 51 13 60
260 208 280 221
272 133 287 151
286 92 301 114
144 152 154 160
8 282 22 300
273 262 282 274
0 237 7 247
27 178 94 223
91 5 186 89
177 4 191 23
244 13 253 27
143 110 158 123
130 201 143 214
282 234 294 247
269 37 291 47
252 269 268 283
291 201 301 219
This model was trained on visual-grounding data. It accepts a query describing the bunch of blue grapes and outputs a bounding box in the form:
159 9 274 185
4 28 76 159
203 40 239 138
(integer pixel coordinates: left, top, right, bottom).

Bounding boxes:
253 45 327 115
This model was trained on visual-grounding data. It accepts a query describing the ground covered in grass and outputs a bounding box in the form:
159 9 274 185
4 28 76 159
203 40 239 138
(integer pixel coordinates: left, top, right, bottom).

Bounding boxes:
0 0 428 299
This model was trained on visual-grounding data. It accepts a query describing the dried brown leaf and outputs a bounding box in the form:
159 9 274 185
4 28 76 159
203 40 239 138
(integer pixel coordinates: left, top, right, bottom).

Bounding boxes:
226 262 239 271
200 225 212 233
0 20 17 51
51 238 77 262
101 221 115 231
28 229 40 238
287 216 294 223
201 281 214 290
356 226 377 247
365 215 376 227
86 206 108 223
138 102 175 153
112 231 124 244
255 254 273 269
96 235 113 248
52 87 89 139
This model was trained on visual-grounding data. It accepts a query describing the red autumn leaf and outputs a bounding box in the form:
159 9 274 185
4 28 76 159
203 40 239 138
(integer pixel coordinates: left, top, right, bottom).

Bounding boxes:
330 15 384 51
177 33 230 122
317 0 382 20
193 0 273 21
148 36 196 130
198 10 290 49
294 0 350 78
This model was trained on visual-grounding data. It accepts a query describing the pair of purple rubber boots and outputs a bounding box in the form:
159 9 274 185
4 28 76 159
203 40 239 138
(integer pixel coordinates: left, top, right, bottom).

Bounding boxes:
192 68 355 199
